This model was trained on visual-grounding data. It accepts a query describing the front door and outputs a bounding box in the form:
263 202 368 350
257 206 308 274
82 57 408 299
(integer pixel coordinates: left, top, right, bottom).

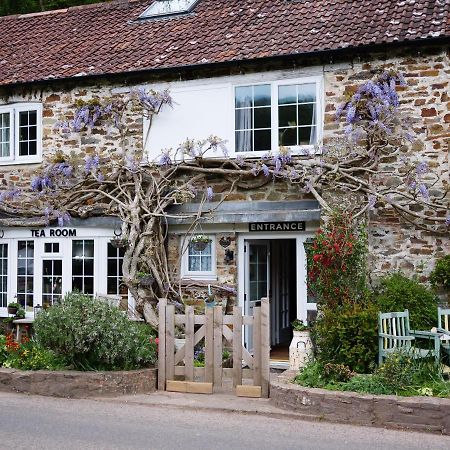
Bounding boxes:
244 241 270 351
41 258 63 308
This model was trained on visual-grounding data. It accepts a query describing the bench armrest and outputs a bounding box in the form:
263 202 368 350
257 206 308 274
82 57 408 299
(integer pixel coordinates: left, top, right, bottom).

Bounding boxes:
410 330 440 338
379 333 414 340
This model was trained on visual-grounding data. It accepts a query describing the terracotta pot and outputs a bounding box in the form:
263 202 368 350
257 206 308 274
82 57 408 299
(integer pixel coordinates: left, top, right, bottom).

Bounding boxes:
7 306 18 315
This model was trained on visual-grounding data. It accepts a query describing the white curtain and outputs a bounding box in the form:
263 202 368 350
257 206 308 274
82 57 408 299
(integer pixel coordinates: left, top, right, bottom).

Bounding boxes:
237 94 252 152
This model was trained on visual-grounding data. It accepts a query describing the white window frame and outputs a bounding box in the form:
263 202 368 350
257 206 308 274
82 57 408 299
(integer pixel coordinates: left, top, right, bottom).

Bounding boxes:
231 75 323 158
180 235 217 280
0 103 42 165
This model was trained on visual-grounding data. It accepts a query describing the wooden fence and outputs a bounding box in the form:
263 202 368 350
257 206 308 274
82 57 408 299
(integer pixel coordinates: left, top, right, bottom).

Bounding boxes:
158 298 270 398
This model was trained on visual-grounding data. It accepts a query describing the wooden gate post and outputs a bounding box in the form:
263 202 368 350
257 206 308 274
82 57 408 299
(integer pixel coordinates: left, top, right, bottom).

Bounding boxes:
213 306 223 387
232 306 243 388
260 297 270 398
157 298 167 391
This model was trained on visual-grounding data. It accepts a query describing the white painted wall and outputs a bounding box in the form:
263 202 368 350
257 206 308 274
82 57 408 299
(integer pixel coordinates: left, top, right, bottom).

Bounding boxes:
143 68 325 161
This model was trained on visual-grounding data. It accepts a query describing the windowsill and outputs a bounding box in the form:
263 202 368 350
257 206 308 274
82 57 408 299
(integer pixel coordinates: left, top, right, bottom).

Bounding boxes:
0 158 42 166
232 145 321 159
181 275 218 282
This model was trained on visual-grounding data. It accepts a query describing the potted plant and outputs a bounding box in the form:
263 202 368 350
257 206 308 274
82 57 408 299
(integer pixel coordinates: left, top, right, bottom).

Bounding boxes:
7 302 20 316
136 271 155 288
190 234 211 252
289 319 313 371
110 237 128 249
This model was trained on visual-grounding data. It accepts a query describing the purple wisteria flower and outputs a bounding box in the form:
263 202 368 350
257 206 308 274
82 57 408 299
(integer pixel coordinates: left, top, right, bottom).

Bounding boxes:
261 164 270 177
415 161 428 175
445 216 450 226
368 194 377 210
418 183 429 201
158 152 172 168
206 186 214 201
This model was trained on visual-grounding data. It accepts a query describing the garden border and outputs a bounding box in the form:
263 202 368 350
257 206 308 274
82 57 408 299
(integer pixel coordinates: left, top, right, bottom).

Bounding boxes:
0 367 157 398
270 371 450 435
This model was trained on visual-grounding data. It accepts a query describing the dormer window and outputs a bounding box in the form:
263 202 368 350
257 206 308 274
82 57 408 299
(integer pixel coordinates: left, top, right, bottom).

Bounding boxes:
140 0 200 18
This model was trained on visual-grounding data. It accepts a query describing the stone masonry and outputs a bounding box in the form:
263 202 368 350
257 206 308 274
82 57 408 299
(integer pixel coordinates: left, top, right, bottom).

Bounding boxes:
0 45 448 292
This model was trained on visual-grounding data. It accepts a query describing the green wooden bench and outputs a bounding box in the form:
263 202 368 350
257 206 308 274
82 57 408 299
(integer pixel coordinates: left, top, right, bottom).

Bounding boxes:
378 310 440 365
437 307 450 359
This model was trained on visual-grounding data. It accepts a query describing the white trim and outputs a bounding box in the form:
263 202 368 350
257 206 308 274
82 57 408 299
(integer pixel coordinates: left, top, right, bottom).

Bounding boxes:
180 234 217 280
0 103 42 165
0 227 128 318
232 75 323 158
237 231 316 327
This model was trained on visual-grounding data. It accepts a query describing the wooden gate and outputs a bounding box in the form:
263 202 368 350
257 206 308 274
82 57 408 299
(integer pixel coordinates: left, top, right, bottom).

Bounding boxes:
157 297 270 398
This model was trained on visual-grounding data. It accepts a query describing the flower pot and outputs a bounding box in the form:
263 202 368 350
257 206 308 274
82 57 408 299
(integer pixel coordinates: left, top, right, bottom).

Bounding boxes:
289 330 313 371
138 275 155 288
7 306 18 315
110 238 128 249
192 241 208 252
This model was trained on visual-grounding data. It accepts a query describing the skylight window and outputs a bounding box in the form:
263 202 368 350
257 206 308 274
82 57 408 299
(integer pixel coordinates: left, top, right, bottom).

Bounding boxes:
140 0 200 18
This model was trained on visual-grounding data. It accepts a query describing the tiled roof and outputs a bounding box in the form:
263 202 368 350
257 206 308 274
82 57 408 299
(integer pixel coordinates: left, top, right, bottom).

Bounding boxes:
0 0 448 86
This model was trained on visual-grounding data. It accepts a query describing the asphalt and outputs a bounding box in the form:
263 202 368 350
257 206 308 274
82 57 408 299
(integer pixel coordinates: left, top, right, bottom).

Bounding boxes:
1 391 450 450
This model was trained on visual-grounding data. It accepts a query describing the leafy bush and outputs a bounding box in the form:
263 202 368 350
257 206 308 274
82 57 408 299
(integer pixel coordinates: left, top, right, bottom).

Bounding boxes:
312 302 378 373
340 374 392 395
429 255 450 290
374 273 439 329
0 334 7 366
307 213 368 307
34 292 157 370
294 361 329 388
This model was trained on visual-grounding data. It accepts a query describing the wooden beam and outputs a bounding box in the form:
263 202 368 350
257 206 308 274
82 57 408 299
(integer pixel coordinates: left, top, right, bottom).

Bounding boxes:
233 306 243 388
236 385 262 398
157 298 167 391
185 305 195 381
166 304 175 381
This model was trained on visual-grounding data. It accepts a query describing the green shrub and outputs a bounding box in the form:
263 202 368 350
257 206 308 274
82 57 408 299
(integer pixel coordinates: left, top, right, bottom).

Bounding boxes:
341 374 393 395
312 302 378 373
294 361 330 388
34 292 157 371
429 255 450 290
374 273 439 329
0 334 7 366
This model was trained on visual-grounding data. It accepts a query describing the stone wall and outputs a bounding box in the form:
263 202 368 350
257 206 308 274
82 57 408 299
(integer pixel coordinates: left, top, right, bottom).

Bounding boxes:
0 44 448 285
0 367 157 398
270 371 450 435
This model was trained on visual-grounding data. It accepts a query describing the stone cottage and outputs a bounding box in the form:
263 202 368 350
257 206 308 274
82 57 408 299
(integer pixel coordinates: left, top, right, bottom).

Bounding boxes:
0 0 448 356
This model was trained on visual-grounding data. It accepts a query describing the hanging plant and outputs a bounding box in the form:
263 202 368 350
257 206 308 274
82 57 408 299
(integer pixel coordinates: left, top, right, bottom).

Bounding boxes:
136 271 155 288
109 237 128 249
190 234 211 252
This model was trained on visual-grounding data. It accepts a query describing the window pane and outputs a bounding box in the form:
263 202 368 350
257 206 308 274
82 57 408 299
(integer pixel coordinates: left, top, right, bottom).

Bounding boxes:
254 85 271 106
72 259 83 276
298 103 315 126
235 86 253 108
254 107 271 129
298 83 316 103
28 110 37 125
72 241 84 258
84 259 94 276
19 127 29 141
236 130 252 153
188 256 201 271
254 129 271 152
29 126 37 141
200 256 212 272
279 105 297 127
19 111 28 126
84 241 94 258
72 277 83 292
279 128 297 146
84 277 94 295
278 85 297 105
19 141 28 156
108 259 117 277
0 113 10 158
298 126 316 145
235 108 253 130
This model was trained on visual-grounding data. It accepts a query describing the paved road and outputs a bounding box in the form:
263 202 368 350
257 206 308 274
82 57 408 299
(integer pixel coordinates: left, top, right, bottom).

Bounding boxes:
0 392 449 450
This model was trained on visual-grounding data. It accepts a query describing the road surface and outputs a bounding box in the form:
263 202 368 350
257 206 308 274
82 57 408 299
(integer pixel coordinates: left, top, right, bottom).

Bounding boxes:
0 392 449 450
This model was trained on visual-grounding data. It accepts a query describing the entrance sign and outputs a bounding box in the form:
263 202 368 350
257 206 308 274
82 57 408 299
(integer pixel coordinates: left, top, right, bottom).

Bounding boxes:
31 229 77 237
249 222 305 232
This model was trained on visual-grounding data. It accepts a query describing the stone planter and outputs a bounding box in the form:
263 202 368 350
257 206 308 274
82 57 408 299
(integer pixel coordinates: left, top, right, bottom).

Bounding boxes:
0 367 157 398
289 330 313 371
